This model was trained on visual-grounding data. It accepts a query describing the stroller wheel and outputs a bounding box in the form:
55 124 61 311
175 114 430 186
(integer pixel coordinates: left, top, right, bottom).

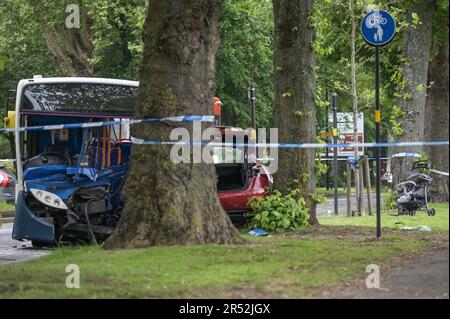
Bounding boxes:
427 208 436 216
409 210 416 216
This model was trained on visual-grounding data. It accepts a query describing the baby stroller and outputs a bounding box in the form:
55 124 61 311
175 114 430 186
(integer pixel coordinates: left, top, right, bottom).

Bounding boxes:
395 160 435 216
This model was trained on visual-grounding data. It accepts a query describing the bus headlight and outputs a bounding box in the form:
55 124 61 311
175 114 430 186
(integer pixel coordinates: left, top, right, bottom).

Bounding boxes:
30 188 68 210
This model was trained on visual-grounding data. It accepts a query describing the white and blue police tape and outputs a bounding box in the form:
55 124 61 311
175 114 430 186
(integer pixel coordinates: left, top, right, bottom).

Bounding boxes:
130 138 449 149
0 115 215 134
430 169 449 177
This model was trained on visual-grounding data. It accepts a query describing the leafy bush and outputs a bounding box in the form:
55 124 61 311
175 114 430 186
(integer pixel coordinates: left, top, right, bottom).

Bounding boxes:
383 191 398 210
248 189 310 232
309 192 327 205
0 136 13 159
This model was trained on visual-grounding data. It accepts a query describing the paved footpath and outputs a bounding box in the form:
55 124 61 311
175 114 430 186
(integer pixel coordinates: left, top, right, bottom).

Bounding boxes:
325 247 449 299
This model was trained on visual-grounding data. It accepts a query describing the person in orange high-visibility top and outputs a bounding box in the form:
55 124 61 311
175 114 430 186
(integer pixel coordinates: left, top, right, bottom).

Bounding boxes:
213 97 222 125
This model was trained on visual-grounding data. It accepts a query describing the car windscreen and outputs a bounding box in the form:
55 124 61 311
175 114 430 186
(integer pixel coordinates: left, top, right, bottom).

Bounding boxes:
21 83 138 116
212 147 244 164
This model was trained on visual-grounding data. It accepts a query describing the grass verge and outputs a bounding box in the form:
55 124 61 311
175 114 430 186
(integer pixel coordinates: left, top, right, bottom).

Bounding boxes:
0 200 14 226
319 202 449 234
0 203 447 298
0 200 14 212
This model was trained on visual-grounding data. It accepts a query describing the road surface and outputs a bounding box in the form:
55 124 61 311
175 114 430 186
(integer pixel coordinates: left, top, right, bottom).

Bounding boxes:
0 222 51 265
316 194 383 216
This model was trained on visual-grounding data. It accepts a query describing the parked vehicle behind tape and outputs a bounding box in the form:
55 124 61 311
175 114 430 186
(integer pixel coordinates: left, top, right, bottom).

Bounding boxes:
0 165 16 204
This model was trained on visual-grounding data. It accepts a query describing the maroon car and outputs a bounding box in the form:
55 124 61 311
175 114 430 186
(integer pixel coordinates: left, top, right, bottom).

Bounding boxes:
214 127 273 223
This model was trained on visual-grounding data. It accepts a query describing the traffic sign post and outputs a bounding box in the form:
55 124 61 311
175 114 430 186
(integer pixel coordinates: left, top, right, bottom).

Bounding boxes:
332 92 338 216
325 89 330 190
375 46 381 238
361 6 396 239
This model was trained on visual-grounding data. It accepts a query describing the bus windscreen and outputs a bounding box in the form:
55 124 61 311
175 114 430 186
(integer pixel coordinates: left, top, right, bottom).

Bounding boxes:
21 83 138 116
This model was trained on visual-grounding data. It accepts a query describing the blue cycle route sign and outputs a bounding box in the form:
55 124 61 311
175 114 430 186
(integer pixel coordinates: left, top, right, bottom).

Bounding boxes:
361 8 396 47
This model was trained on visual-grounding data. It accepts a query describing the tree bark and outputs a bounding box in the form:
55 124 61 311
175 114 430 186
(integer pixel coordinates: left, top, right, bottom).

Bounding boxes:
272 0 318 225
42 22 79 77
34 0 93 76
104 0 243 249
424 25 449 202
391 0 435 186
349 0 361 213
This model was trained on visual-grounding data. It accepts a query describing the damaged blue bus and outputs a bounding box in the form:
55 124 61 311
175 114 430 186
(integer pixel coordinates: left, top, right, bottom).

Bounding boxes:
12 76 138 247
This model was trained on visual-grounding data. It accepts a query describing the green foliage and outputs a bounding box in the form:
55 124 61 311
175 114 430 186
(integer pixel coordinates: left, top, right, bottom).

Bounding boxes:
89 0 148 79
0 0 448 174
0 0 273 130
316 159 328 176
309 192 327 204
314 137 328 180
383 191 398 210
0 56 5 71
215 0 274 128
0 136 12 159
311 0 443 147
0 200 14 212
411 12 422 26
0 0 60 118
249 189 310 232
0 0 147 124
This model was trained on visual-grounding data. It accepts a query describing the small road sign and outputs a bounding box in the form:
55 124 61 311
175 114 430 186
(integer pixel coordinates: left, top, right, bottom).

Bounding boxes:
320 131 334 138
327 112 365 157
361 6 396 239
361 7 396 47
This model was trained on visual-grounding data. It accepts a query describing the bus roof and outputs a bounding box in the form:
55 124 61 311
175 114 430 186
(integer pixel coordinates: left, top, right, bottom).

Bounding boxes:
20 76 139 87
18 77 139 117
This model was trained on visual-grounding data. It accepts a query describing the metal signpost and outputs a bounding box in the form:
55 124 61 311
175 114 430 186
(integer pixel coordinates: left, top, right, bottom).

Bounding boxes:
325 89 330 190
361 6 396 238
248 84 256 130
332 93 338 215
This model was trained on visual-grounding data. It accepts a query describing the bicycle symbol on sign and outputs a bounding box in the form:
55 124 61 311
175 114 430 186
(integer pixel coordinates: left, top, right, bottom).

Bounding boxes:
365 7 388 43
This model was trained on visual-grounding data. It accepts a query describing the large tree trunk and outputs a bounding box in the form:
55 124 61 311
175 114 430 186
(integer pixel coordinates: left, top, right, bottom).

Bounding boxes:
424 26 449 202
391 0 435 186
104 0 243 249
272 0 318 225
